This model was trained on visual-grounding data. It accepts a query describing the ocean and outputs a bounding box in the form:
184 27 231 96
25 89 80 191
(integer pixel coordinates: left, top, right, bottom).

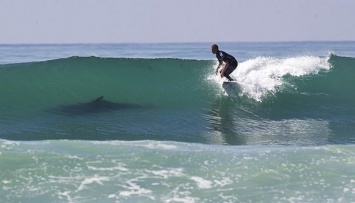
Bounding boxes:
0 42 354 202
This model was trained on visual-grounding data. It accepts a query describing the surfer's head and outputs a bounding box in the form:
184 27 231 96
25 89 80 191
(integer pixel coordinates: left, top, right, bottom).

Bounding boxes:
211 44 219 54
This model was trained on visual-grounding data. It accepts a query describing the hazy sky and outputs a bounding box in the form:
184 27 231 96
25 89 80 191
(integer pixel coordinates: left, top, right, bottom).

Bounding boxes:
1 0 355 44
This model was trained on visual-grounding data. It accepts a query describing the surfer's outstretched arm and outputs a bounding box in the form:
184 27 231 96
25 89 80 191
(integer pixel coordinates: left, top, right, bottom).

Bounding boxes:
215 61 223 75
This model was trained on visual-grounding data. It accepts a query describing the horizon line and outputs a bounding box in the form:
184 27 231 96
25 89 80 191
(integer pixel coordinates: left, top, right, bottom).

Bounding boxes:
1 40 355 46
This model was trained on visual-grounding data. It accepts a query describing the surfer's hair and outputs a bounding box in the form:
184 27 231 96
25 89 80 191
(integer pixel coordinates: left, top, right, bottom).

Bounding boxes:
212 44 219 50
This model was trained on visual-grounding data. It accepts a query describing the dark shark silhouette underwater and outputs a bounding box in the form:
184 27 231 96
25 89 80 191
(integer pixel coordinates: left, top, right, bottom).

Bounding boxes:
47 96 142 116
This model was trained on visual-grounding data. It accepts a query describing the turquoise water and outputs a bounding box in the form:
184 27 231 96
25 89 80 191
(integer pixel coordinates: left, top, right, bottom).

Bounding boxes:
1 140 354 202
1 42 355 202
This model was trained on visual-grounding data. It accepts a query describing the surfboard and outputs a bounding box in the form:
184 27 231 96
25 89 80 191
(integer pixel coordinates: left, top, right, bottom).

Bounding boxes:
222 81 240 96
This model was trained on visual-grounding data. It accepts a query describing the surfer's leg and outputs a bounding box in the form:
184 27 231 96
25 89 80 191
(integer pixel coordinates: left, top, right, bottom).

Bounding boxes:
223 64 237 81
225 75 234 81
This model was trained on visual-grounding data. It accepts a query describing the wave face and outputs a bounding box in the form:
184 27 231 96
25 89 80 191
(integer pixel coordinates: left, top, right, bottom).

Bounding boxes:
0 54 354 144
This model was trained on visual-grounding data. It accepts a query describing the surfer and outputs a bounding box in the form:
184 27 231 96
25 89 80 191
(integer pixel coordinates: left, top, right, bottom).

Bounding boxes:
211 44 238 81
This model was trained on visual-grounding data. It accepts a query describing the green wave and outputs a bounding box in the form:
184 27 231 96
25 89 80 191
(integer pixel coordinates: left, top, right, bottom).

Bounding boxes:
0 57 215 112
1 55 355 143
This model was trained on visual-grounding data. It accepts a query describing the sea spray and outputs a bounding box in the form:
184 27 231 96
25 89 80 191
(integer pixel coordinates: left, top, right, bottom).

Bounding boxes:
232 55 331 101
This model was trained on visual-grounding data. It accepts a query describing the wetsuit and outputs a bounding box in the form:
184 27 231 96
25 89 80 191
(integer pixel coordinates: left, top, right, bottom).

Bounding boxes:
216 50 238 81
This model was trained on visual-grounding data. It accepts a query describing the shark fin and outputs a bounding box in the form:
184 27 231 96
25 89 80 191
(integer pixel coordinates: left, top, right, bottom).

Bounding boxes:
94 96 104 102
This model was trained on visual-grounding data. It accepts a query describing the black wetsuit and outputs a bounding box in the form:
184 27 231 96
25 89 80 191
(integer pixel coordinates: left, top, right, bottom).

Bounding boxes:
216 50 238 81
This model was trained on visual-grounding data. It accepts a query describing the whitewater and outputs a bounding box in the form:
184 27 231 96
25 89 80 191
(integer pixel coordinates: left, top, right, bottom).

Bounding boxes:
0 42 354 202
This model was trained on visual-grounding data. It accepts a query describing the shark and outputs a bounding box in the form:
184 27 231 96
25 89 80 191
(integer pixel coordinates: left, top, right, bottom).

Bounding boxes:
47 96 141 116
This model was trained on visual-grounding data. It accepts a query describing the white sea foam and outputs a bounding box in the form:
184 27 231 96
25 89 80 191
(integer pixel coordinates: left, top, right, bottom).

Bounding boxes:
2 180 11 184
211 55 331 101
119 178 152 197
147 168 184 179
58 191 74 203
0 139 20 149
213 177 233 187
143 142 178 150
76 175 110 192
164 196 198 203
190 176 213 189
87 165 129 172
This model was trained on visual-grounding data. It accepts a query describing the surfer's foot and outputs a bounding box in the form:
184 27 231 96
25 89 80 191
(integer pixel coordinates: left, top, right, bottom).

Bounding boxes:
225 76 233 81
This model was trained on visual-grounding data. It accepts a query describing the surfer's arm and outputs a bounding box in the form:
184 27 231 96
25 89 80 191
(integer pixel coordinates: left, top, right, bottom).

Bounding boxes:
215 61 223 74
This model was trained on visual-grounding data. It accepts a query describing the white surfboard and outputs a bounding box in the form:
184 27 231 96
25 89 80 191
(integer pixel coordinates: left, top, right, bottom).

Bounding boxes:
222 81 240 97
